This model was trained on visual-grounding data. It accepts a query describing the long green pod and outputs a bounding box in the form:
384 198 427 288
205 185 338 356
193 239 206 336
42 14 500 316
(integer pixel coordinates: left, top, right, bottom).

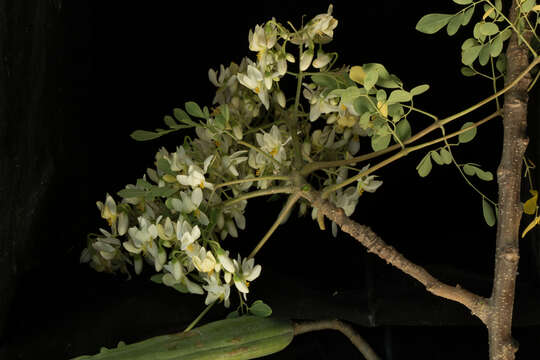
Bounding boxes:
71 316 294 360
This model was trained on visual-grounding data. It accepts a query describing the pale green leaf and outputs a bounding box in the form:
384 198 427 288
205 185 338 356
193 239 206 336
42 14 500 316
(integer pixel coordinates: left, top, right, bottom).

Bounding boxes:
410 84 430 96
431 151 444 165
479 22 499 36
447 13 464 36
185 101 206 119
476 169 494 181
462 6 475 26
416 154 433 177
462 45 483 66
416 13 453 34
371 134 391 151
173 108 190 122
482 198 496 226
376 89 387 103
522 0 536 13
312 74 338 89
479 44 491 66
387 90 411 104
458 122 477 143
490 35 504 57
363 69 378 91
150 274 164 284
462 38 479 50
440 148 453 164
463 164 478 176
496 55 506 73
453 0 473 4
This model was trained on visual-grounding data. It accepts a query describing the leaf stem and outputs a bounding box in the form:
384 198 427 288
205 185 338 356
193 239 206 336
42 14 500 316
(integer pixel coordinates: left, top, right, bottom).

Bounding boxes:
183 301 216 332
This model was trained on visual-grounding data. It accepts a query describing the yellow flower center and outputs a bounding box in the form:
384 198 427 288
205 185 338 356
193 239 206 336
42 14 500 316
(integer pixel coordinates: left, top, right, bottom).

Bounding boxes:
199 181 205 189
254 86 260 94
270 147 278 157
255 169 262 176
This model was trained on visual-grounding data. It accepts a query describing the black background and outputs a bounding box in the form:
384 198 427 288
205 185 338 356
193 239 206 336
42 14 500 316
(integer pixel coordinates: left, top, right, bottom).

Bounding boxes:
1 1 539 359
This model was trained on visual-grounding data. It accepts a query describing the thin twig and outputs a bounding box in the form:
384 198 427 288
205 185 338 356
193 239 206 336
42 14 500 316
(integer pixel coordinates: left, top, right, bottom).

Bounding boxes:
293 319 381 360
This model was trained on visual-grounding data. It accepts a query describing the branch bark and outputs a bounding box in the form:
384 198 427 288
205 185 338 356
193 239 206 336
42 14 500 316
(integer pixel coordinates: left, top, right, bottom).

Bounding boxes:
300 188 490 324
487 2 534 359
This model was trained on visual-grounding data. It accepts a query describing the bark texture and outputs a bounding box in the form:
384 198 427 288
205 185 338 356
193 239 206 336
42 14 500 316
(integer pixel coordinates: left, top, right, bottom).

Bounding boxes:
487 2 534 359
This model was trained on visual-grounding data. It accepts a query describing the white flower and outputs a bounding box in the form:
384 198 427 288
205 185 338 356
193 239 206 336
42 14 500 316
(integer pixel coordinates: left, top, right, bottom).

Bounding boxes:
256 125 289 163
203 273 231 307
249 23 277 53
193 247 219 273
177 155 214 190
237 64 270 110
357 165 383 194
117 212 129 236
96 194 118 229
300 48 314 71
216 248 235 273
312 50 331 69
92 228 121 260
162 260 204 295
275 90 286 108
307 5 338 44
168 146 193 172
177 220 201 255
303 85 339 122
123 217 158 254
156 216 176 242
222 150 248 177
232 256 262 296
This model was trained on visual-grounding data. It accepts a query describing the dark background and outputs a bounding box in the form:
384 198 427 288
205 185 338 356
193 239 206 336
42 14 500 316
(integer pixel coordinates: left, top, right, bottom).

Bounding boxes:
1 0 539 359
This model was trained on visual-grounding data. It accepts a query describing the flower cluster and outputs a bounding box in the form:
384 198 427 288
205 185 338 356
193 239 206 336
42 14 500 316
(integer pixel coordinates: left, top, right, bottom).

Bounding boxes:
83 5 397 311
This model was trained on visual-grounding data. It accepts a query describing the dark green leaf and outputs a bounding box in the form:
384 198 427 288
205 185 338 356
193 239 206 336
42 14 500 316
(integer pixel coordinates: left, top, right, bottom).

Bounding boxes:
164 115 177 128
396 119 411 141
150 274 164 284
461 67 476 77
311 74 338 89
249 300 272 318
416 13 453 34
226 310 240 319
130 130 163 141
117 188 147 199
157 158 173 175
496 55 506 73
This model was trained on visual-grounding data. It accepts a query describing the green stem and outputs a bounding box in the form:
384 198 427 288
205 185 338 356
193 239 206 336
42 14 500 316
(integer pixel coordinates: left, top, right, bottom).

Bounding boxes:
321 111 500 199
183 301 216 332
248 192 301 258
220 186 295 208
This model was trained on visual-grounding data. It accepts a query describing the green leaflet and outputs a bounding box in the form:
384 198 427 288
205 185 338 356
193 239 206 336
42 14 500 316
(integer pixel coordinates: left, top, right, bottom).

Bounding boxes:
249 300 273 318
185 101 206 119
416 13 453 34
387 90 411 104
416 153 433 177
482 198 496 227
410 84 430 96
371 133 391 151
458 122 477 143
453 0 473 4
462 45 483 66
439 148 453 164
447 13 464 36
396 119 411 141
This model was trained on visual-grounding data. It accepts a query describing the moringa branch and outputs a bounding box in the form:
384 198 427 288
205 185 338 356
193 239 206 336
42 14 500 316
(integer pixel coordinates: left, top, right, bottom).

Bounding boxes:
300 188 490 324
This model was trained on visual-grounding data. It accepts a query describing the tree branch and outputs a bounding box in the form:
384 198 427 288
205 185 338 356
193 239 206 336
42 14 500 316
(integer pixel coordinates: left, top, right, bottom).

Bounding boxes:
300 188 490 324
487 2 534 359
293 319 381 360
